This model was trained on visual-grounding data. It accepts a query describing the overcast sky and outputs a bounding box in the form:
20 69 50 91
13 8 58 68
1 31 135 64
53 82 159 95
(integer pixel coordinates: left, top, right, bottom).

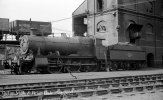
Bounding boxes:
0 0 85 34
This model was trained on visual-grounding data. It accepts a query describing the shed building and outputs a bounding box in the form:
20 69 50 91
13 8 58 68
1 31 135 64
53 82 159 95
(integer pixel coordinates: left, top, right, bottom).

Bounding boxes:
72 0 163 67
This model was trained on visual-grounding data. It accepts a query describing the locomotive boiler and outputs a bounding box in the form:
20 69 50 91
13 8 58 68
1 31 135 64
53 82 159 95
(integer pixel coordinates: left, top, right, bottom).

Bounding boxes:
19 35 97 74
20 35 94 57
18 33 146 74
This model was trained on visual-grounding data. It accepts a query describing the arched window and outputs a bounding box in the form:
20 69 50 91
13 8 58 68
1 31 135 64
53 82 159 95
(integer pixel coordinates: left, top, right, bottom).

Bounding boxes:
127 20 136 33
127 20 136 43
128 20 136 26
127 20 143 43
146 1 153 13
146 24 153 35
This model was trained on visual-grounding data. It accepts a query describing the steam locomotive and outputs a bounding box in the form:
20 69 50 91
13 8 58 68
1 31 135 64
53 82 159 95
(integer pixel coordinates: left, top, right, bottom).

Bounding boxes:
17 29 146 74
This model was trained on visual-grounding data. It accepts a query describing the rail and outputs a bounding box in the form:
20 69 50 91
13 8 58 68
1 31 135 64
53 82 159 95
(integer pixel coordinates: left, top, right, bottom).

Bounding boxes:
0 74 163 99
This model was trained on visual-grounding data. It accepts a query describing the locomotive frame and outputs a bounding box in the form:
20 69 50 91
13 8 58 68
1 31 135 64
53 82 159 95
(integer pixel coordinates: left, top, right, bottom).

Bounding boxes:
16 31 146 74
2 0 163 74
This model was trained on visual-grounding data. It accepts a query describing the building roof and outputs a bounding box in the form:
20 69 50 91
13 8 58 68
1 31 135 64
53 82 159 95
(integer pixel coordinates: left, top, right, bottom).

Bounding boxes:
72 0 87 16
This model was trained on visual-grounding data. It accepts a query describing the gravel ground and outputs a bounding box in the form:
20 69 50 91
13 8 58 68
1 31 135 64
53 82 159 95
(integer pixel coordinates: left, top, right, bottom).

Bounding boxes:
69 92 163 100
0 69 163 100
0 69 11 74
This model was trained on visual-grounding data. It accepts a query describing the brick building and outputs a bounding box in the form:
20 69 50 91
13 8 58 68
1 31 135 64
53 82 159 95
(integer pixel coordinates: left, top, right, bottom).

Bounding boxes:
72 0 163 67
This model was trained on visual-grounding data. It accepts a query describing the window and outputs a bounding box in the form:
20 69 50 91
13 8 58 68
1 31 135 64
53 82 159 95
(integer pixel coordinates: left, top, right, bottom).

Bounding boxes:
128 20 136 26
97 0 104 12
161 2 163 16
146 24 153 35
127 20 143 44
146 1 153 13
161 27 163 37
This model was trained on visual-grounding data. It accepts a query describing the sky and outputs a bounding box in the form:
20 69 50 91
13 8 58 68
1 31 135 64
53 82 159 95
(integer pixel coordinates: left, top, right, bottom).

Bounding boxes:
0 0 85 35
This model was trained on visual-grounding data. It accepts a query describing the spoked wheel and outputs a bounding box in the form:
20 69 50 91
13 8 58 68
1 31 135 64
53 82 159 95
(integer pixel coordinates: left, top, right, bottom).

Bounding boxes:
106 63 112 71
80 66 89 72
84 62 98 72
140 62 146 69
106 64 111 72
66 65 81 73
80 60 98 72
11 63 20 75
120 62 126 71
110 62 118 71
87 65 99 72
47 66 63 74
20 63 32 74
132 63 139 70
67 60 82 73
80 59 89 72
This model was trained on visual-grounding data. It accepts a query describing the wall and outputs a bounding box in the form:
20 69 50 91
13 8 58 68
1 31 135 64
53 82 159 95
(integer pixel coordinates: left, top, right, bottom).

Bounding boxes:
73 15 87 36
138 15 156 55
87 12 118 46
73 0 163 67
155 19 163 67
87 0 117 15
72 0 87 16
155 0 163 17
118 0 137 11
118 11 139 43
117 0 163 67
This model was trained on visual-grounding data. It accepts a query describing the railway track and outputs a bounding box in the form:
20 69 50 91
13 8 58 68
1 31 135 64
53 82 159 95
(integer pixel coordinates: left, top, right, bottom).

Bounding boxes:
0 73 163 100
